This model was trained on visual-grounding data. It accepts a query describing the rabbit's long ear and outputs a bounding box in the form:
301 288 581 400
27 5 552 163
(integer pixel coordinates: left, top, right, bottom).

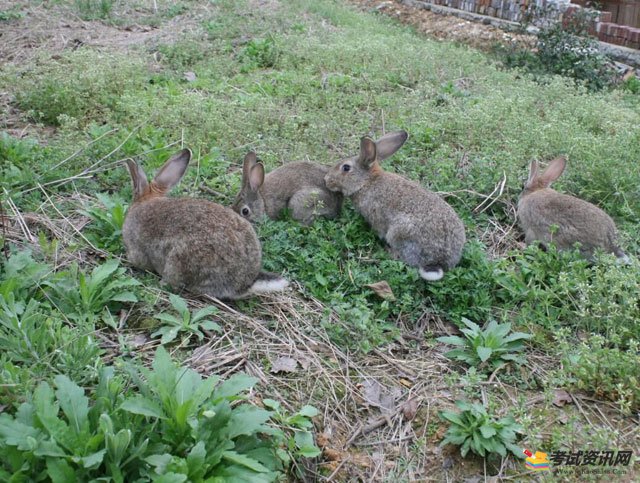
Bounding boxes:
243 151 258 186
249 162 265 191
524 160 539 189
358 137 377 169
153 149 192 191
539 157 566 188
375 131 408 161
125 159 149 200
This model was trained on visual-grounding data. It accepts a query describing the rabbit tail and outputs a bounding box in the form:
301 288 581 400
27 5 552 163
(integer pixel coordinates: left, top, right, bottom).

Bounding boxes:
419 266 444 281
248 271 289 294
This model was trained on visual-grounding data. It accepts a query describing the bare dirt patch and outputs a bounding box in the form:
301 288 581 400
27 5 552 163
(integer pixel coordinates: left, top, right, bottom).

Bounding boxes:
0 1 210 64
348 0 534 50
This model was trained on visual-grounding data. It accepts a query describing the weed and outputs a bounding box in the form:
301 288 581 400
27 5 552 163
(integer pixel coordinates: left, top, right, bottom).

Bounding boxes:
440 400 523 458
43 259 140 325
74 0 114 20
151 293 221 345
438 318 532 372
240 36 281 71
560 335 640 414
80 193 127 253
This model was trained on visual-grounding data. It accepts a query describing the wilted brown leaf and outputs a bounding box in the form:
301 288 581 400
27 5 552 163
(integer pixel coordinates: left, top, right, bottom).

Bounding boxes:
553 389 573 407
401 398 419 421
270 356 298 373
365 280 396 301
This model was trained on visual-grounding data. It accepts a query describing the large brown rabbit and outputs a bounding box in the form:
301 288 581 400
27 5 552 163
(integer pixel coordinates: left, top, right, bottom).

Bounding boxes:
517 156 628 261
324 131 466 281
232 152 342 225
122 149 288 299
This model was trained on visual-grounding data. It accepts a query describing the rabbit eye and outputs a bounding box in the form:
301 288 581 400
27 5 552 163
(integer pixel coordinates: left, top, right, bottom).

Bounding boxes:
341 164 351 173
241 207 250 216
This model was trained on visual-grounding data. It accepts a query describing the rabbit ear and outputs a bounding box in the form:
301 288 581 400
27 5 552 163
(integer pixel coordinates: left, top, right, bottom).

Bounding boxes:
539 157 566 187
153 149 192 191
249 162 265 191
125 159 149 200
243 151 258 186
525 160 539 189
375 131 408 160
358 137 377 169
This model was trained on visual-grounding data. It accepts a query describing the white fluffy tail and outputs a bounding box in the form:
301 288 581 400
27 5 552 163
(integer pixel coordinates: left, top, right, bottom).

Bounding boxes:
248 271 289 294
419 267 444 281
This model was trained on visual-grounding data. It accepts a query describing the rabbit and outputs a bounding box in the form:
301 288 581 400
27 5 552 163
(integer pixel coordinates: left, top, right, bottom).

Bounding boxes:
517 156 628 262
122 148 288 300
232 151 342 225
324 131 466 281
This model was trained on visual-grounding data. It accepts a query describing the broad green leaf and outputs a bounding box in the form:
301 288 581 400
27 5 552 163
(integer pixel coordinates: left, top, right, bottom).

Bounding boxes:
81 449 106 469
54 375 89 435
153 473 188 483
227 406 272 438
111 291 138 303
155 314 182 326
479 424 497 439
214 374 258 401
47 457 76 483
222 451 270 473
33 382 66 439
168 294 189 318
439 411 465 427
121 395 166 419
0 415 41 450
297 405 319 418
34 439 66 457
145 453 173 473
476 346 493 363
436 336 467 346
294 431 321 457
186 441 207 479
460 318 480 332
159 326 181 345
191 306 218 324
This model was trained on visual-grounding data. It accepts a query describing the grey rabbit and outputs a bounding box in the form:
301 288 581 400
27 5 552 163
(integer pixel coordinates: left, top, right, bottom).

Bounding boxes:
232 151 342 225
517 156 628 261
122 149 288 299
324 131 466 281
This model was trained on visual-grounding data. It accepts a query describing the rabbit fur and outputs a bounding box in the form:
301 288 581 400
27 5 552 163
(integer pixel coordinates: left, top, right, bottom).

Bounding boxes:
324 131 466 281
517 156 628 261
122 149 288 299
232 152 342 225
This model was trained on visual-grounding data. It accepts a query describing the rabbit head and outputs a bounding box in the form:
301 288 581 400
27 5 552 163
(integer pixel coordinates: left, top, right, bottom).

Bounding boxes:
126 148 192 202
325 131 408 197
232 151 267 222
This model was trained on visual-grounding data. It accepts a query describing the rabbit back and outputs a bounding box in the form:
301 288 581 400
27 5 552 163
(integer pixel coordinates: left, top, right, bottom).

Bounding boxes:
263 162 342 222
352 172 466 272
123 197 263 299
517 189 623 258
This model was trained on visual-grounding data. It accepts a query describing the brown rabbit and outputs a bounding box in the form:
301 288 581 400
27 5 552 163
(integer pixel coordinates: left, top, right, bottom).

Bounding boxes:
517 156 628 261
232 152 342 225
122 149 288 299
324 131 466 281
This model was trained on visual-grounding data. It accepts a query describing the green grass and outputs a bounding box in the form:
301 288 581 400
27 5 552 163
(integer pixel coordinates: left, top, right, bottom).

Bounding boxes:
1 0 639 478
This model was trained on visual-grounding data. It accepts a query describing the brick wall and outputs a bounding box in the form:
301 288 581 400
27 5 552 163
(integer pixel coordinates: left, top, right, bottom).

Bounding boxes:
415 0 570 24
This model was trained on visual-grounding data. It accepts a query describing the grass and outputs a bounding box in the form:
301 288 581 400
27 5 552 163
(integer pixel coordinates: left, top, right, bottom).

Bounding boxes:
1 0 639 480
